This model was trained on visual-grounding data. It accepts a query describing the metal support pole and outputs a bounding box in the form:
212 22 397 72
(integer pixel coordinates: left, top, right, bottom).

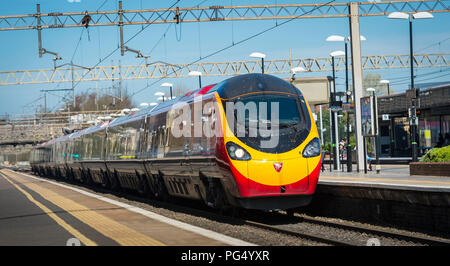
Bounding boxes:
373 93 380 173
409 16 418 162
363 137 367 174
331 56 337 170
345 41 352 172
409 17 415 94
119 1 125 56
319 105 324 145
170 86 173 99
198 76 202 89
349 2 365 172
262 58 265 74
44 91 47 113
71 64 75 106
334 111 340 171
329 108 333 144
37 4 43 58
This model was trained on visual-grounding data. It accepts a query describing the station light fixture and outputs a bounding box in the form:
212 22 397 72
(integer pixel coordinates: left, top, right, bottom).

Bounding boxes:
249 52 266 74
387 11 433 163
326 33 366 173
188 71 203 89
155 91 166 102
290 66 306 81
326 34 366 42
326 35 345 42
388 11 434 20
380 80 391 95
366 87 376 93
161 82 173 99
291 67 306 73
330 50 345 57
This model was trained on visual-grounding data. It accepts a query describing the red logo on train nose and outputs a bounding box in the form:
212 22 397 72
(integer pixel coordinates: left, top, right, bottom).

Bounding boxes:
273 163 283 173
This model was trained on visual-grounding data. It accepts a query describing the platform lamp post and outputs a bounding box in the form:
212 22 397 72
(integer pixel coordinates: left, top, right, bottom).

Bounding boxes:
329 50 345 170
250 52 266 74
161 82 173 100
367 87 380 173
290 67 306 81
388 11 433 162
380 80 390 95
155 92 166 102
327 35 366 172
188 71 202 89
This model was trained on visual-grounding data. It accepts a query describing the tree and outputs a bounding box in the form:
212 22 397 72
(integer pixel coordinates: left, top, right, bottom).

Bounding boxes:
362 73 395 96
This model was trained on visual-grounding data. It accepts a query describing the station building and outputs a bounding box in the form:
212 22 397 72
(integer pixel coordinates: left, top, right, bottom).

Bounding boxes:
377 82 450 157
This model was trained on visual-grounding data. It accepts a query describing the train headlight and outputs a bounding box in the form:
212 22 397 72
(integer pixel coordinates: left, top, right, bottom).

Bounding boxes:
226 142 251 161
302 137 321 158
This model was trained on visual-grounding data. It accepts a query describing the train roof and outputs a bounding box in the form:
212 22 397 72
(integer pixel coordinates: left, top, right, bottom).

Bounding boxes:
36 73 296 148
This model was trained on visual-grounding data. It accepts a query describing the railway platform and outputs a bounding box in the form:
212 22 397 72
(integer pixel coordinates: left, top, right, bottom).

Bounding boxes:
319 164 450 192
307 165 450 234
0 169 253 246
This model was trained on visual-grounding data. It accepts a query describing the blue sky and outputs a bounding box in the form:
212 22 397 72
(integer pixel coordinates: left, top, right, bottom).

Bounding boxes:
0 0 449 115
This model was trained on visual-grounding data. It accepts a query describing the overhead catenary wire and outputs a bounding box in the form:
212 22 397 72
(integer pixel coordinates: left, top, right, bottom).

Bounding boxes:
69 0 181 96
130 0 337 97
415 36 450 53
390 68 450 86
53 0 185 111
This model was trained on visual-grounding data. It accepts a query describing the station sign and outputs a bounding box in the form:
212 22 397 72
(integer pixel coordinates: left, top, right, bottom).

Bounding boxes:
382 114 390 121
329 100 342 111
342 102 354 112
361 96 378 137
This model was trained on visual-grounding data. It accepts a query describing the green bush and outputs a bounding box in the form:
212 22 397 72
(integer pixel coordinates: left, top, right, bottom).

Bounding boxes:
420 145 450 162
322 142 333 154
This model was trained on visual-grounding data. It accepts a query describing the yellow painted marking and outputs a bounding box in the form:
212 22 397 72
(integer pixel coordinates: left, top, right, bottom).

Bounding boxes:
321 175 450 186
0 172 97 246
4 171 165 246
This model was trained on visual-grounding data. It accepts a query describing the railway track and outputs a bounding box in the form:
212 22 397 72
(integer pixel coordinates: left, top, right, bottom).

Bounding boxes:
289 214 450 246
226 208 450 246
10 170 450 246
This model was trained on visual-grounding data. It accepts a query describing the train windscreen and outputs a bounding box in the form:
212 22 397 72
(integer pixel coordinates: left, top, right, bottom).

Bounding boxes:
224 93 311 154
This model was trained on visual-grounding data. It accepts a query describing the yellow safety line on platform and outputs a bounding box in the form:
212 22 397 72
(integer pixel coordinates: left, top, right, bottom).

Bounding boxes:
321 175 450 186
0 172 98 246
3 171 165 246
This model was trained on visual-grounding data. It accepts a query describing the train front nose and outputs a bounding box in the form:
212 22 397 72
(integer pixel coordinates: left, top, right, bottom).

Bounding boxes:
246 156 310 196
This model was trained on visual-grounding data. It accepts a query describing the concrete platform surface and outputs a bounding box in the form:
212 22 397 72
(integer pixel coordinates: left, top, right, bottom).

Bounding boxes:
319 165 450 192
0 169 253 246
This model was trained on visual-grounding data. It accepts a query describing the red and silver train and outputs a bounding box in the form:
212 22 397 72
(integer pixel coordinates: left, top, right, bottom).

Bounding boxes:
30 74 321 210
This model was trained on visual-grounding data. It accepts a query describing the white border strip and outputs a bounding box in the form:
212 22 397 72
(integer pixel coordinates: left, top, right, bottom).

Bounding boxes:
7 170 255 246
319 179 450 192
